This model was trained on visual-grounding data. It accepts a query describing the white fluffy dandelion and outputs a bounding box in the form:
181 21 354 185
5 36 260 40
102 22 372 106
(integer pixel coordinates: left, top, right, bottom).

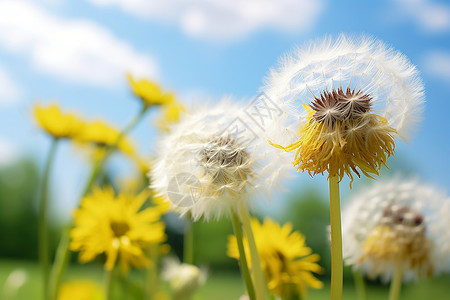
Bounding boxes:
342 177 450 282
264 34 424 182
151 99 291 221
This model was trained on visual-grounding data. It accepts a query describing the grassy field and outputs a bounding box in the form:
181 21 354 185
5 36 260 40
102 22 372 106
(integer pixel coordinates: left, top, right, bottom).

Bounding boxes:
1 259 449 300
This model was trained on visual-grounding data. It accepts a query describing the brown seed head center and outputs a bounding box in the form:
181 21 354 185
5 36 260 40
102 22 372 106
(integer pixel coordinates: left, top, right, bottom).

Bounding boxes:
201 134 252 185
311 87 372 123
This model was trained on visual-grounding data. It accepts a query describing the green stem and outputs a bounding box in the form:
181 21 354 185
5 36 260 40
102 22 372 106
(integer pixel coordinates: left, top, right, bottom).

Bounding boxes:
353 269 367 300
39 138 58 300
82 105 149 197
329 175 343 300
105 268 114 300
48 226 71 300
48 105 150 299
388 262 403 300
231 209 256 300
239 203 269 300
183 215 194 264
145 244 159 300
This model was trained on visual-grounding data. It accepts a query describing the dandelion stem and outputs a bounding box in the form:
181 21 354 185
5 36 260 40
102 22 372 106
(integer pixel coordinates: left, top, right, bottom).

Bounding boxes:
389 262 403 300
329 175 343 300
353 269 367 300
145 244 160 300
38 138 58 300
48 226 71 300
239 203 269 300
82 105 149 196
183 215 195 264
105 268 114 300
231 208 256 300
48 105 150 299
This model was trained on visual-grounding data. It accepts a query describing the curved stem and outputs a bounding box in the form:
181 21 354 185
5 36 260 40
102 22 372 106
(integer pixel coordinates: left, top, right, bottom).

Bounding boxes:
39 138 58 300
388 262 403 300
231 209 256 300
48 105 150 299
353 269 367 300
183 215 194 264
239 203 269 300
329 175 343 300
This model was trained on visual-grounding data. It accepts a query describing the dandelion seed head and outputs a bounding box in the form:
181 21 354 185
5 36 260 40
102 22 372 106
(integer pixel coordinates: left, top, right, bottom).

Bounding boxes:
151 100 292 221
265 35 424 183
342 177 450 282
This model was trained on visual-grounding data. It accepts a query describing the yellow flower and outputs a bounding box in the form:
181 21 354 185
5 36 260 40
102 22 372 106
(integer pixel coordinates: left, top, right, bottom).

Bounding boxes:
76 121 136 157
270 97 397 185
58 281 103 300
156 100 186 132
128 74 174 107
70 186 166 273
227 218 324 299
34 103 84 139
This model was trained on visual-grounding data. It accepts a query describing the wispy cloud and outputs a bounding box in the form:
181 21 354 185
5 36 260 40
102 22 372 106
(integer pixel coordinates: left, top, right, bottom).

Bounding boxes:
0 0 158 88
0 64 21 105
423 51 450 81
394 0 450 32
86 0 325 42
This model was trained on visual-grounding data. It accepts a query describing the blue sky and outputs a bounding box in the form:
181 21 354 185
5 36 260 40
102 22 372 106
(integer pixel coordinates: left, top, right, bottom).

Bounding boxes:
0 0 449 219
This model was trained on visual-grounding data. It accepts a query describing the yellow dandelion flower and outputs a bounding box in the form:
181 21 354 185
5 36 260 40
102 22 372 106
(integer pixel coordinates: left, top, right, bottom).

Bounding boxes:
34 103 84 139
70 186 166 273
58 281 103 300
76 121 136 157
227 218 324 299
156 100 186 132
128 74 174 107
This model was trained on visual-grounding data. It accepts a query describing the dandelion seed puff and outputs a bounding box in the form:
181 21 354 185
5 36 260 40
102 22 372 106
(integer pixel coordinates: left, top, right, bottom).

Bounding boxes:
264 35 424 184
342 177 450 282
151 99 292 221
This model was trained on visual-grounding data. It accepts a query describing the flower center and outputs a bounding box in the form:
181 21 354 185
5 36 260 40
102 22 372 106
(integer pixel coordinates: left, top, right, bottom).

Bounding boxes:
110 221 130 237
200 134 252 186
311 87 372 123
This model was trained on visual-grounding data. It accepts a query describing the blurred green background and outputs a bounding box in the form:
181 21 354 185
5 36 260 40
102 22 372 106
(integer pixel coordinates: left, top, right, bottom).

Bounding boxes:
1 157 449 300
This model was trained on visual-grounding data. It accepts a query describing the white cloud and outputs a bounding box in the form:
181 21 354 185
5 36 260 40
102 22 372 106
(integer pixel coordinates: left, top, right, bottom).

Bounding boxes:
0 64 21 105
0 0 158 88
423 51 450 81
394 0 450 32
87 0 324 42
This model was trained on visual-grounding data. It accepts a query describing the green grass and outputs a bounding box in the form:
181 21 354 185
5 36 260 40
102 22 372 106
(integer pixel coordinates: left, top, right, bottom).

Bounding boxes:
1 259 449 300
